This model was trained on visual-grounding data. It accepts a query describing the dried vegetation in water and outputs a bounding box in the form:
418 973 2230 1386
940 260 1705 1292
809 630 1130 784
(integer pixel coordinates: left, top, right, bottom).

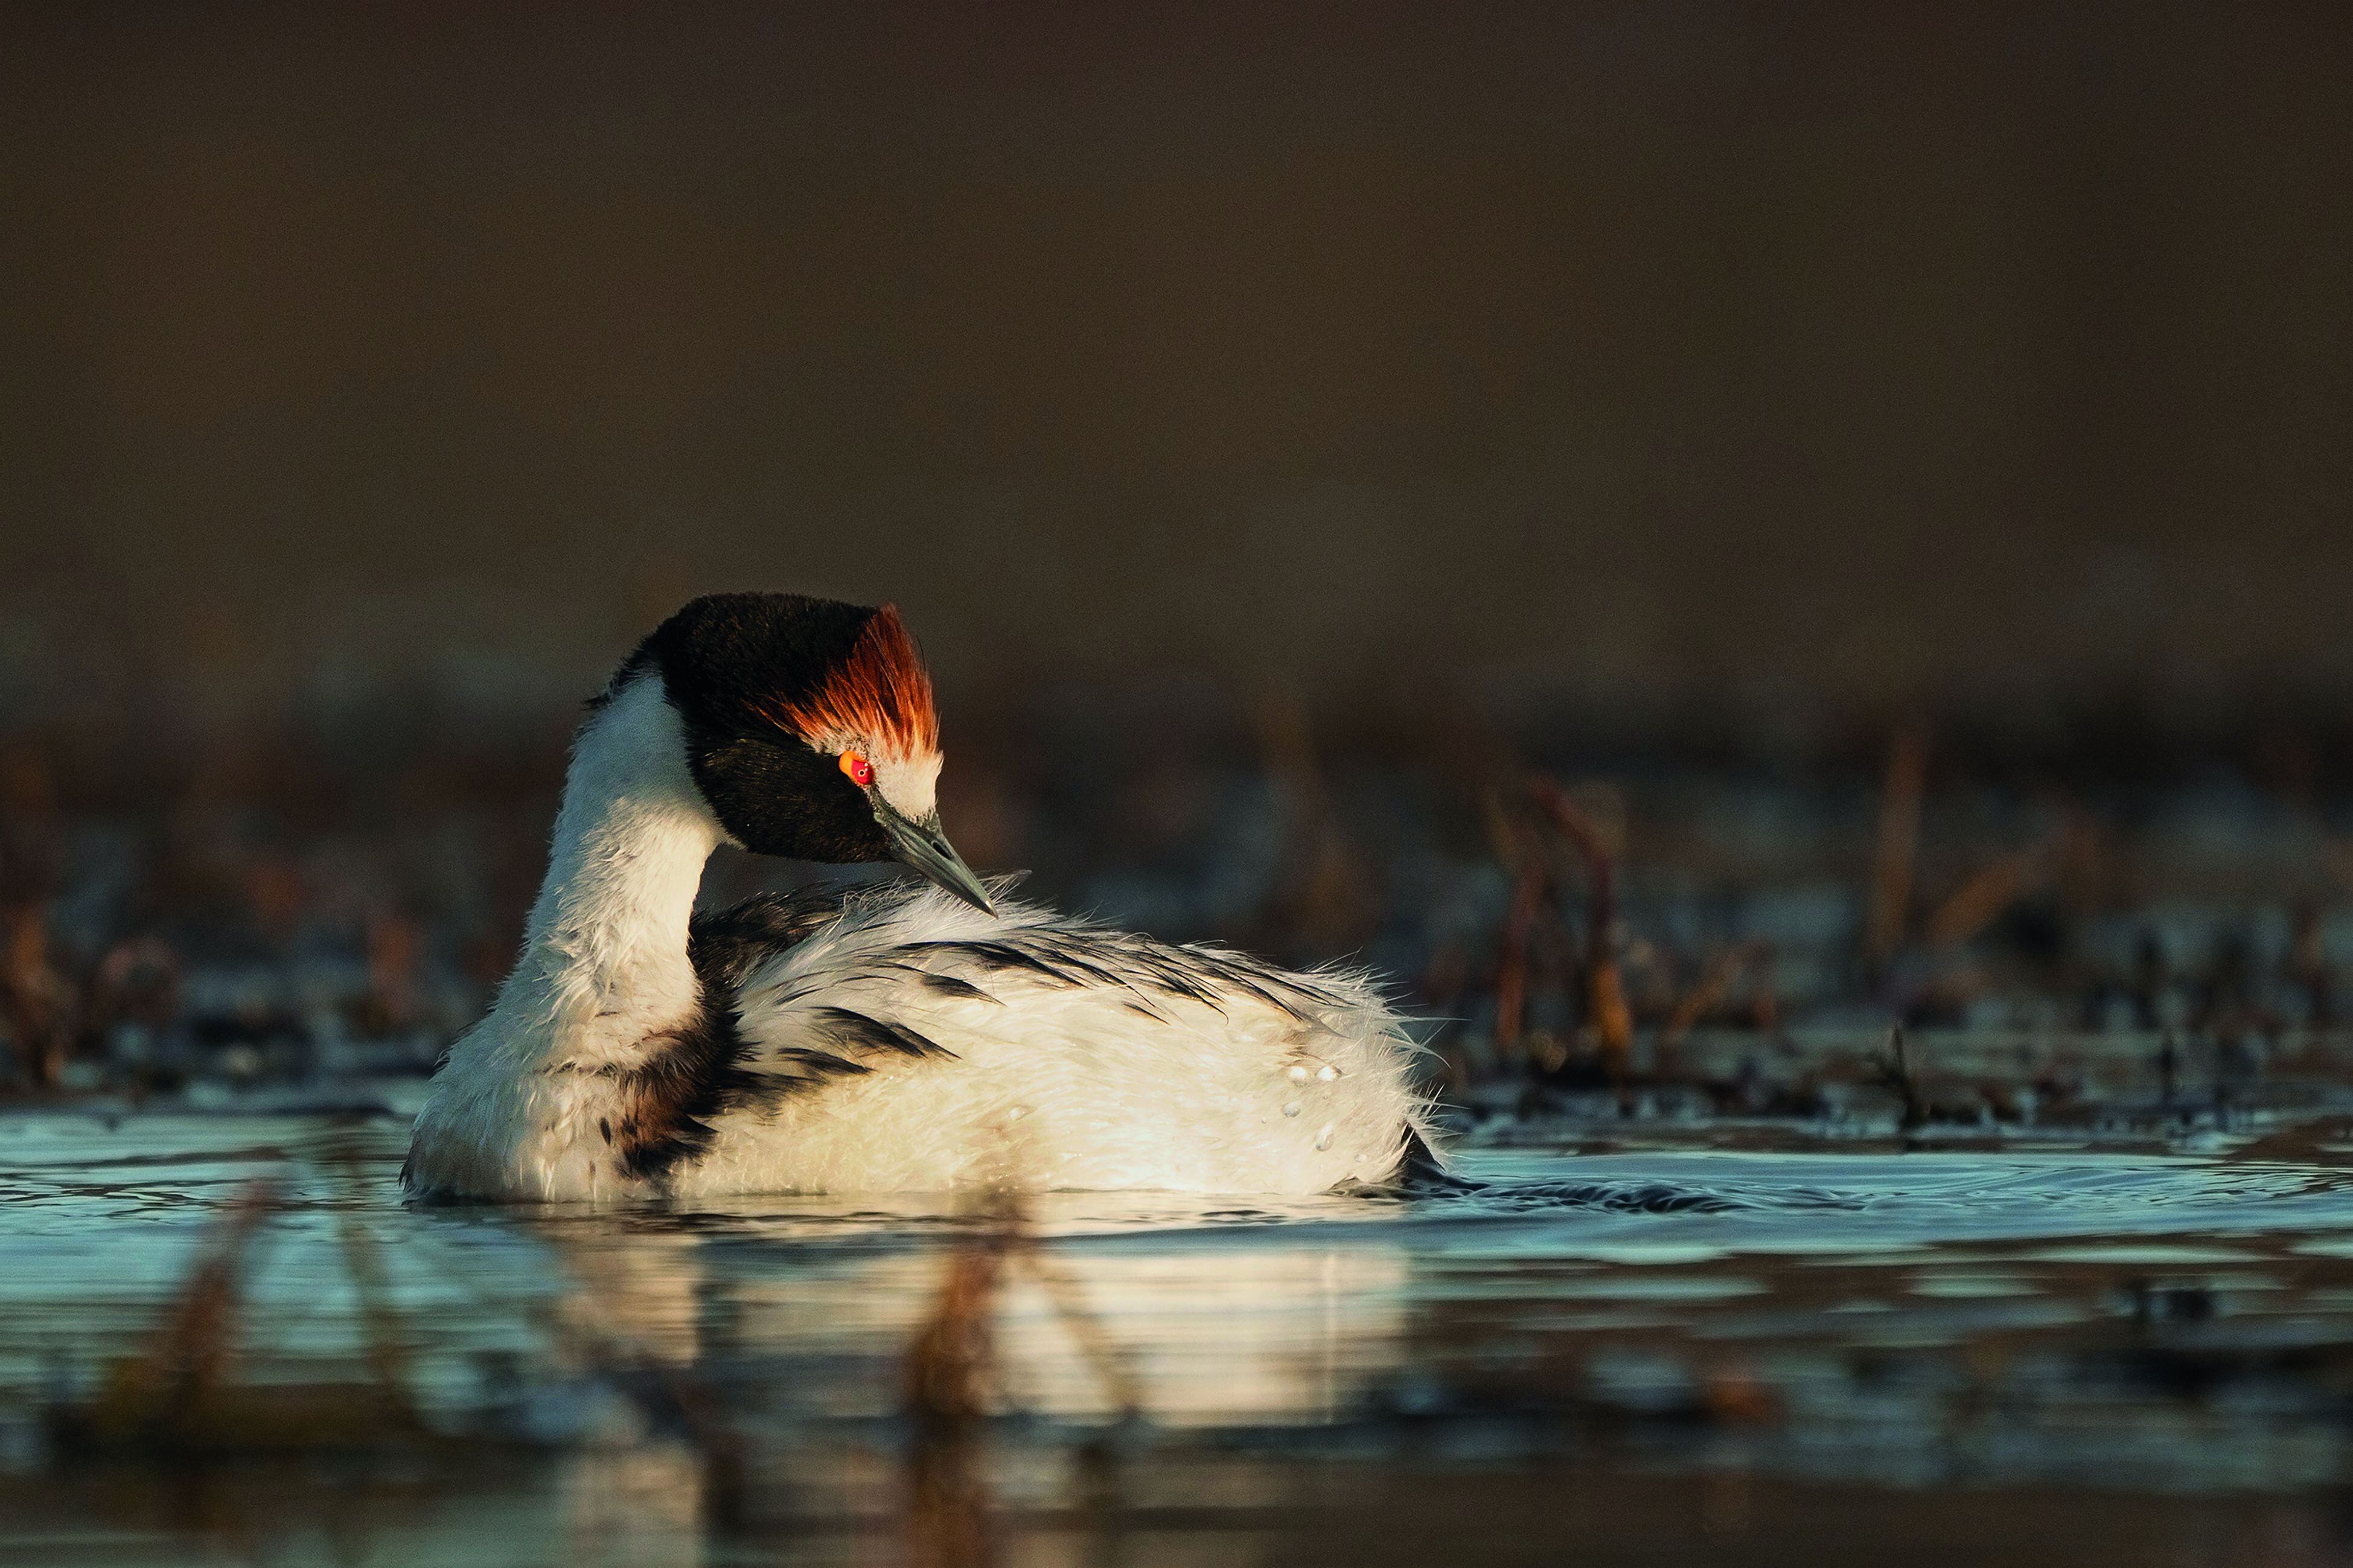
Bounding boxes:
7 684 2353 1137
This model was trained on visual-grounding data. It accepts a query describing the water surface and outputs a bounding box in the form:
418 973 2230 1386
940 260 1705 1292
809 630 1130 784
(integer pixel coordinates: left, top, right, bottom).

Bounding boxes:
9 1112 2353 1565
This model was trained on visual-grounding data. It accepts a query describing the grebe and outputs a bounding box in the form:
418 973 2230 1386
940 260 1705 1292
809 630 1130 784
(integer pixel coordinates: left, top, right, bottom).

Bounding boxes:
404 593 1436 1200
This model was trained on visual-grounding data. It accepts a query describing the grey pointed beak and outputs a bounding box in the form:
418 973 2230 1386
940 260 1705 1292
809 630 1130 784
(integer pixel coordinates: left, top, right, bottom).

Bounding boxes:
875 803 995 915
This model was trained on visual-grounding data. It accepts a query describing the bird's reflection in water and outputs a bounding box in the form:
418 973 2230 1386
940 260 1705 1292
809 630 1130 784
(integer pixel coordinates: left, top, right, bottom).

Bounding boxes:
522 1193 1414 1563
543 1219 710 1367
558 1444 710 1568
902 1217 1014 1568
527 1220 718 1568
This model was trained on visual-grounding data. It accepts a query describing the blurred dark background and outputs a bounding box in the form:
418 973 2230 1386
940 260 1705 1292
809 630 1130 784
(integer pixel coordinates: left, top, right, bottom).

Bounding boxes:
3 2 2348 725
2 2 2351 1101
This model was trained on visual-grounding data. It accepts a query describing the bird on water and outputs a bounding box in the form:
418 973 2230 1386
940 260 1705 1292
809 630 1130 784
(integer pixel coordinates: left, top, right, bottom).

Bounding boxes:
404 592 1437 1200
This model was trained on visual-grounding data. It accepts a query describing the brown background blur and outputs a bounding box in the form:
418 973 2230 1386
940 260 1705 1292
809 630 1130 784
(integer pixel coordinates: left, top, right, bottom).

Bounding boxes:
2 2 2348 732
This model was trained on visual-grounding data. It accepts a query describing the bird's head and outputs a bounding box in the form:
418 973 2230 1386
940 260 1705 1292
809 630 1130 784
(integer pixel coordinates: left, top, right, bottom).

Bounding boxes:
619 591 992 913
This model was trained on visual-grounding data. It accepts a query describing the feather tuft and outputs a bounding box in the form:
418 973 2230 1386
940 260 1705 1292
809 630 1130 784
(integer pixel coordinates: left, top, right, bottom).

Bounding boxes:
773 604 938 757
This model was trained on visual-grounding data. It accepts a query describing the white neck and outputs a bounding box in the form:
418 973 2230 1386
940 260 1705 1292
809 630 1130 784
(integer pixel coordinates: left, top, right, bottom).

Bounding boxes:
484 672 721 1071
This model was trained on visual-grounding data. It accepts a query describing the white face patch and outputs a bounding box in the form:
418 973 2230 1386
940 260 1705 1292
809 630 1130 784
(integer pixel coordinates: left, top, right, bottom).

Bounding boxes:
809 735 936 824
805 725 942 824
869 747 942 823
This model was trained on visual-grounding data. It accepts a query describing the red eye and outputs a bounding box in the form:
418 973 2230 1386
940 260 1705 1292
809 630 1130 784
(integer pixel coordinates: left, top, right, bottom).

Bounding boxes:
840 751 875 788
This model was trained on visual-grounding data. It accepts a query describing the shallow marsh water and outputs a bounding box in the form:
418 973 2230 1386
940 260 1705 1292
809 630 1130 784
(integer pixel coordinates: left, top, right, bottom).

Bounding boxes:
11 1112 2353 1564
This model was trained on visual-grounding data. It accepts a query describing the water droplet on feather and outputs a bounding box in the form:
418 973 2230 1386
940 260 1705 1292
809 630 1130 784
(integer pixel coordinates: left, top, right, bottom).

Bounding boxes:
1315 1124 1335 1151
1286 1064 1309 1083
1315 1065 1339 1082
1282 1101 1302 1118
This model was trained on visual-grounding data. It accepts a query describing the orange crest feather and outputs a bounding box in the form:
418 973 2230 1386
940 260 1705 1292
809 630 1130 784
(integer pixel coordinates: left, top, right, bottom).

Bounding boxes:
776 604 938 757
